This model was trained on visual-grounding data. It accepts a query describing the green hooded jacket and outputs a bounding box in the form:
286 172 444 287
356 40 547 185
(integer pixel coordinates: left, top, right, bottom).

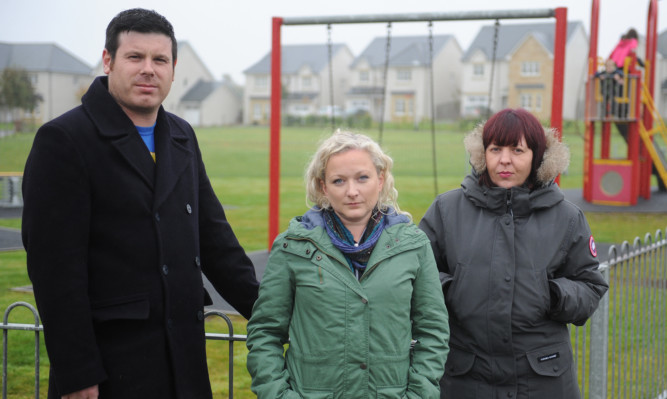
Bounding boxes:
247 209 449 398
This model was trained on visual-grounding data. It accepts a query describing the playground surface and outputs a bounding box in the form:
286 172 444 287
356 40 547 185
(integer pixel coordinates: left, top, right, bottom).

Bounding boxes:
1 187 665 313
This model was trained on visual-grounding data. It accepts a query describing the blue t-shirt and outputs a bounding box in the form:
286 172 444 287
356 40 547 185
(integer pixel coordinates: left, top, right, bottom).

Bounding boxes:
136 123 156 161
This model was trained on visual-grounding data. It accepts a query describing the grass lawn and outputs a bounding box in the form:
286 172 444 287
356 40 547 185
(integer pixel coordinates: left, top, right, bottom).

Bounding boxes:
1 123 666 397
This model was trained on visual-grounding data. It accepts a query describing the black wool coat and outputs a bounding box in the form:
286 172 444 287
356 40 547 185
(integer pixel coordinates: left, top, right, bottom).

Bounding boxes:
22 76 259 398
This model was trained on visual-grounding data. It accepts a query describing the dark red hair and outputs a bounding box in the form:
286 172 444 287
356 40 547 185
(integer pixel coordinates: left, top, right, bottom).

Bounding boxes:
480 108 547 188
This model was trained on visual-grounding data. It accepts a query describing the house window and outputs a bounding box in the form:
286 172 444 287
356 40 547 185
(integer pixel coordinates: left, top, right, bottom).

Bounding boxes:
395 99 406 115
302 76 311 87
253 104 261 120
30 74 38 84
520 94 532 110
473 64 484 77
397 69 411 81
255 76 268 89
359 71 369 82
464 95 489 116
521 62 540 76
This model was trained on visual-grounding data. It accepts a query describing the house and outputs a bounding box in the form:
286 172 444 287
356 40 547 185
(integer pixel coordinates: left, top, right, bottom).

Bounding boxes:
180 75 242 126
0 41 93 124
93 41 238 125
460 21 588 121
348 34 463 123
164 41 215 115
243 43 354 125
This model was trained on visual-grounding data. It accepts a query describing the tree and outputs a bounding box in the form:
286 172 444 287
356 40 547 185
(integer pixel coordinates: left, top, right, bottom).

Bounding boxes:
0 68 42 131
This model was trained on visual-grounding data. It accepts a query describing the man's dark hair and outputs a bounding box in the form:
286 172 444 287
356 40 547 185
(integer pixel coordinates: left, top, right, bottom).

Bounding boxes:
105 8 177 64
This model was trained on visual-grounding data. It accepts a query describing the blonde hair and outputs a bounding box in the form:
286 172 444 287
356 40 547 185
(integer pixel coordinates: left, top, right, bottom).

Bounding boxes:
305 130 408 217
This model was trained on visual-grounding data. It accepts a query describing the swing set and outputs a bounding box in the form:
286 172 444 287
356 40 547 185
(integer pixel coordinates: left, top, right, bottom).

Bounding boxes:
268 8 568 248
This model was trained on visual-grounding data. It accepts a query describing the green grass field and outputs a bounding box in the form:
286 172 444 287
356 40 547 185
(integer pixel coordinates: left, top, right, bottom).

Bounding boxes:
1 124 666 397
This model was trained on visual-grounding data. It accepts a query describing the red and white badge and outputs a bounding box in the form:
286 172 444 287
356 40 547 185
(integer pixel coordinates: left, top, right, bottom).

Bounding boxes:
589 236 597 257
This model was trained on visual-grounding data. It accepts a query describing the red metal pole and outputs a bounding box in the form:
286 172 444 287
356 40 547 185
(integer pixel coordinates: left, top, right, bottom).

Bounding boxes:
550 7 567 185
640 0 658 198
269 17 283 250
584 0 599 202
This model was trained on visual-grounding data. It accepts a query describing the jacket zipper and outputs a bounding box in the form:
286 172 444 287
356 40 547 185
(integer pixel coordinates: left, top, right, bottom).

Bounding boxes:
506 190 514 217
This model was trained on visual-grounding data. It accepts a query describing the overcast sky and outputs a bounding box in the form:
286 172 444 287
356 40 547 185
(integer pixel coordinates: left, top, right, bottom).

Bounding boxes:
2 0 667 83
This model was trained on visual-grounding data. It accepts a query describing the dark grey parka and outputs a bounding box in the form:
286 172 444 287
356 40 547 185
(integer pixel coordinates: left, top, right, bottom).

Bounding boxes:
418 126 608 399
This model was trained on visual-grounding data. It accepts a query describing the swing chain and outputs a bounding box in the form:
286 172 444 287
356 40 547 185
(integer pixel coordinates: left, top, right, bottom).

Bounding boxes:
379 22 392 145
327 24 335 131
428 21 438 196
487 19 500 119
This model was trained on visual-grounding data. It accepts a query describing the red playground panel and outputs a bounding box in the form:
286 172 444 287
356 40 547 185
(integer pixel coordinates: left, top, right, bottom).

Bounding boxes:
591 159 633 205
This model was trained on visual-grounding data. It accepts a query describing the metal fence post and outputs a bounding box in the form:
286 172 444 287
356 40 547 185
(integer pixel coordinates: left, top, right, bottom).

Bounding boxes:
588 262 609 399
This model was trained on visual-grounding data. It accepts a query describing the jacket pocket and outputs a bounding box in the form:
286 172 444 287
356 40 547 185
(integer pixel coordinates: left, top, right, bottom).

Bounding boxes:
525 341 572 377
91 293 150 322
376 386 406 398
299 388 333 399
371 352 410 387
444 345 475 377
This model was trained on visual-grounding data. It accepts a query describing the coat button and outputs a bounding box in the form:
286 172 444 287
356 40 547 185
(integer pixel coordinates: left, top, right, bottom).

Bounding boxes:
360 363 367 370
197 310 204 321
553 365 559 372
162 264 169 275
361 298 368 304
283 243 288 248
186 204 192 214
507 393 514 398
167 319 173 329
155 212 160 222
194 256 201 267
504 275 511 282
316 255 322 261
305 249 311 255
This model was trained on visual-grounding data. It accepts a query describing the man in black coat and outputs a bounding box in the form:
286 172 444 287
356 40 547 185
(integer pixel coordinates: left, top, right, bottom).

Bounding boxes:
21 8 259 398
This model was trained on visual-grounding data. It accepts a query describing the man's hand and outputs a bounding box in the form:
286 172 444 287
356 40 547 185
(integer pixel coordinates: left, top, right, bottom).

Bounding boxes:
62 385 99 399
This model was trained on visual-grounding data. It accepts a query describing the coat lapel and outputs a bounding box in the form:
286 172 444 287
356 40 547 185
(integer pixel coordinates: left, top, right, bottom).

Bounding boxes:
83 77 155 189
153 110 193 210
110 134 156 189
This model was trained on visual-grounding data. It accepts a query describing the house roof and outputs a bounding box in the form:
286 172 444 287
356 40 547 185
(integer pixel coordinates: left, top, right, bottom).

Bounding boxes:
244 43 349 75
0 42 92 74
351 35 456 68
180 77 243 102
462 21 584 61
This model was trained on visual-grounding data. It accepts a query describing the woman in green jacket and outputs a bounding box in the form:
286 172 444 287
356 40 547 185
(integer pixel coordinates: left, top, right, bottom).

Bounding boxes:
246 130 449 398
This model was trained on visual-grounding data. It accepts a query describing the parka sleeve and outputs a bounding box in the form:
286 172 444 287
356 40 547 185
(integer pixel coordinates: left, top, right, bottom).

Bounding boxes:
548 210 609 326
405 240 450 399
246 238 301 399
418 196 453 289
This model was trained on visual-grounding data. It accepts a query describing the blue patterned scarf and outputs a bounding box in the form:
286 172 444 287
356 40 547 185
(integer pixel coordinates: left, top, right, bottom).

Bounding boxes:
323 208 386 279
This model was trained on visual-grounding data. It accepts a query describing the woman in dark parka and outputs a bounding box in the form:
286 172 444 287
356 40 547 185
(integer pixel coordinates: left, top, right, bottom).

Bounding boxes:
419 108 608 399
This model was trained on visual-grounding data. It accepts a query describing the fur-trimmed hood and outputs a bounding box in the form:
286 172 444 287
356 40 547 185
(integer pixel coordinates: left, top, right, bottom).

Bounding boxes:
463 123 570 185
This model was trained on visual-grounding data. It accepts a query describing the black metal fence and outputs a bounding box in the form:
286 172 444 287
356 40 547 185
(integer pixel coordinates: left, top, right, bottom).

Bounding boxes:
3 228 667 399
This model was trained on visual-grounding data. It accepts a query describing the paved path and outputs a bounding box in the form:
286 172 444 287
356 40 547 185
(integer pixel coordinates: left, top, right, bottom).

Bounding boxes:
2 187 664 313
